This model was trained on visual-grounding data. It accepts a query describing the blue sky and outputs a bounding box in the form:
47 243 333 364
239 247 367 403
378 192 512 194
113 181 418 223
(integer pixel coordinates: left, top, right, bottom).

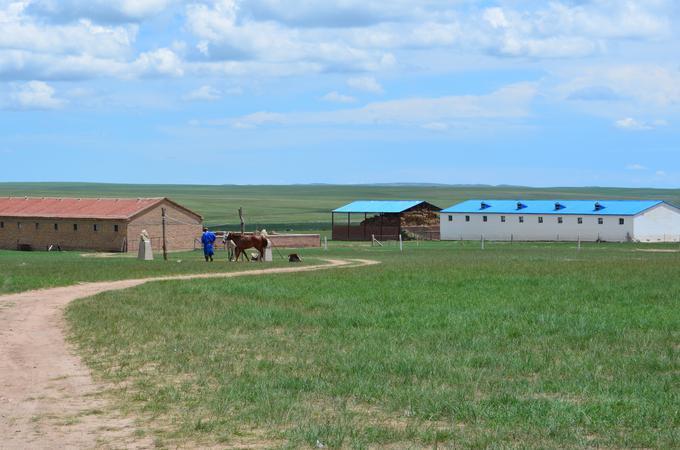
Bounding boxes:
0 0 678 187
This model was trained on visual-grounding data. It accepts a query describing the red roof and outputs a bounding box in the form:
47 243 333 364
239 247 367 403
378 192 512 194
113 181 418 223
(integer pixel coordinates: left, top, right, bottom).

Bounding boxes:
0 197 170 220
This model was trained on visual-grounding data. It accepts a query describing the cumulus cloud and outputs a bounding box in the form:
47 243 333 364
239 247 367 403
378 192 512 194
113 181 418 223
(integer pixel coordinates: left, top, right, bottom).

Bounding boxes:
347 76 383 94
183 85 221 101
7 80 64 110
615 117 667 131
321 91 356 103
209 82 537 129
27 0 172 23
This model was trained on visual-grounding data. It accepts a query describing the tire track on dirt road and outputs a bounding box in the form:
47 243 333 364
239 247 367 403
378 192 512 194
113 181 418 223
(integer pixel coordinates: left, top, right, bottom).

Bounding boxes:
0 258 379 449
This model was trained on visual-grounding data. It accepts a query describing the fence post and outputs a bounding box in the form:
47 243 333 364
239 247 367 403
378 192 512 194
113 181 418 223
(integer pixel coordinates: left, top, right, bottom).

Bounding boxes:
399 234 403 253
371 234 375 247
324 236 328 251
481 235 485 250
577 234 581 251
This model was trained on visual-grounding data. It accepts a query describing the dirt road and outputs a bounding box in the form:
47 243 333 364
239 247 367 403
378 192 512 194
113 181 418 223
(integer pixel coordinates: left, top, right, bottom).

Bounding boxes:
0 258 378 449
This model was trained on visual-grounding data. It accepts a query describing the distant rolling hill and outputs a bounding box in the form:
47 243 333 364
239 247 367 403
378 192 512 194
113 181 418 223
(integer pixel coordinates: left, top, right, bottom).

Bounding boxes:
1 182 678 230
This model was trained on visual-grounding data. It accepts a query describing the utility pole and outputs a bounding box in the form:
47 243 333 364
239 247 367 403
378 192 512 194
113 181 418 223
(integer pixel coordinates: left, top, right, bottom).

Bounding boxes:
161 207 168 261
239 207 245 233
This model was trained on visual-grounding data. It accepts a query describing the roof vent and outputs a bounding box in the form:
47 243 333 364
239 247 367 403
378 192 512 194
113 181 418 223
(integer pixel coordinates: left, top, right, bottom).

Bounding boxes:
594 202 604 211
554 202 564 210
480 201 490 209
516 202 526 210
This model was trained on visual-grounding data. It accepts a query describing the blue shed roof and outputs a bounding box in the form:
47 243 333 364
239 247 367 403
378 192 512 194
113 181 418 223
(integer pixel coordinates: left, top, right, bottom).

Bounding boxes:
333 200 431 214
441 200 665 216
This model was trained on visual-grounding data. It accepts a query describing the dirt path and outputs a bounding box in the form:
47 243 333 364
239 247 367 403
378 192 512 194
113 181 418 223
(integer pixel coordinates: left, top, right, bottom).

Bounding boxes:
0 258 379 449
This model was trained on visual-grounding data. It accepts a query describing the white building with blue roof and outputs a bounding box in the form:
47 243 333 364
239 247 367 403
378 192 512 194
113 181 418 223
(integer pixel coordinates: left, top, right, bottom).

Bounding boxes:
440 200 680 242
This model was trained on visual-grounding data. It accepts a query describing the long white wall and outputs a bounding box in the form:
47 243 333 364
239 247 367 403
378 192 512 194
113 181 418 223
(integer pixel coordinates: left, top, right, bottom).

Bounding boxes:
633 204 680 242
440 212 634 242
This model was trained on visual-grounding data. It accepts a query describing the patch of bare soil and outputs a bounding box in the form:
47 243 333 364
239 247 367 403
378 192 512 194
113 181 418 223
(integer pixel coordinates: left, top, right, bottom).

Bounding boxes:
0 258 378 449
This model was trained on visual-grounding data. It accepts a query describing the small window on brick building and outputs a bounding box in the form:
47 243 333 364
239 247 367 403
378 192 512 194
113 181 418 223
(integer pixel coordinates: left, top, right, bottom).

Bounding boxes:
54 223 59 231
35 222 40 230
619 218 624 225
538 216 543 223
73 223 78 231
519 216 524 223
17 222 22 230
0 221 4 229
557 217 563 224
93 224 98 232
465 215 470 222
501 216 506 222
577 217 583 224
483 216 488 222
598 218 604 225
114 224 119 232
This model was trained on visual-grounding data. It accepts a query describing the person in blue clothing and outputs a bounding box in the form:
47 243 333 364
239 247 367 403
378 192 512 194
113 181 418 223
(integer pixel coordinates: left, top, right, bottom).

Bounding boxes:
201 227 216 262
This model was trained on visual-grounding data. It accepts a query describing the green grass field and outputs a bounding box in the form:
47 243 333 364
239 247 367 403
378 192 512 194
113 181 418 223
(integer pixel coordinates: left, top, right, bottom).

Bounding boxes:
0 249 298 294
65 242 680 448
2 182 679 230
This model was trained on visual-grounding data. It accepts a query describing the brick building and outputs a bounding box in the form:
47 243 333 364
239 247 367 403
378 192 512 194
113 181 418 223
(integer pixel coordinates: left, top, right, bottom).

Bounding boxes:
0 197 203 252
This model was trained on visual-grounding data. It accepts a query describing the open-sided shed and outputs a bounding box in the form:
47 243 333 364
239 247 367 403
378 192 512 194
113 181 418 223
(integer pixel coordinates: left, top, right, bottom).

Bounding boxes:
331 200 441 241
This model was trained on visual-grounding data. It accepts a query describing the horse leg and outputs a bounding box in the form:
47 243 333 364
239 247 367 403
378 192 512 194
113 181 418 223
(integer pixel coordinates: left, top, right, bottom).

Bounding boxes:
234 247 241 262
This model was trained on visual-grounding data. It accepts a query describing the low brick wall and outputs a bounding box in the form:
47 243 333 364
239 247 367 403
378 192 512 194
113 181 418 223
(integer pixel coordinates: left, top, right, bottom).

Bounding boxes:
268 234 320 248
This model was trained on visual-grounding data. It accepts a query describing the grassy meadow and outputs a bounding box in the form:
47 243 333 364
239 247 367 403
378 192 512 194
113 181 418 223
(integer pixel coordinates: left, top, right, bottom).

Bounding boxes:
0 249 299 294
2 182 679 230
66 241 680 448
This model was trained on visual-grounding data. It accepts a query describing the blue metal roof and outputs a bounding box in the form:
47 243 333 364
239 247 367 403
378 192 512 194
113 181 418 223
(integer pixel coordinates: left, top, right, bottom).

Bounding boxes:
441 200 664 216
333 200 428 213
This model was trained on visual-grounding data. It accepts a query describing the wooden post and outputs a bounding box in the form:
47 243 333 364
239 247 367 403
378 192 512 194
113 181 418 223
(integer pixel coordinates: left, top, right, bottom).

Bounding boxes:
481 235 484 250
399 233 403 253
347 213 350 241
331 212 334 241
239 207 245 233
161 207 167 261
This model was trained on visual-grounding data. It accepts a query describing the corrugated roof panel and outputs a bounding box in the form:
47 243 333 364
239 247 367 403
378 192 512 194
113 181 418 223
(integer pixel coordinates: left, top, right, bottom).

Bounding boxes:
441 200 664 216
0 197 165 220
333 200 427 213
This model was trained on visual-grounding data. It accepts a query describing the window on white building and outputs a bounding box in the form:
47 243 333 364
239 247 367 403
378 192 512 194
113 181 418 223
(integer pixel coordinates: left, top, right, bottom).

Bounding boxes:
619 218 624 225
519 216 524 223
557 217 563 224
538 217 543 223
598 218 604 225
483 216 488 222
465 215 470 222
501 216 506 222
577 217 583 224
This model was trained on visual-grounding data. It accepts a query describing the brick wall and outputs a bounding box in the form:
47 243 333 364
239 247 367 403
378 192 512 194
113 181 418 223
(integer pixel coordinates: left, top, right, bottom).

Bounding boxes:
126 201 202 252
0 217 127 251
268 234 320 248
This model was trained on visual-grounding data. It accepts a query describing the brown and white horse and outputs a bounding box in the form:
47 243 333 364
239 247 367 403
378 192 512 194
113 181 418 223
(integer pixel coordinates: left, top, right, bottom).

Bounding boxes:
224 232 269 262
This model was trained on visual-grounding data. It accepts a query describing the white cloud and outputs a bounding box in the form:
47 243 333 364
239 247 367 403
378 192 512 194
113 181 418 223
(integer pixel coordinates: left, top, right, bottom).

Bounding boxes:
321 91 356 103
421 122 449 131
347 76 383 94
8 80 64 110
213 82 536 129
615 117 666 131
625 163 648 171
27 0 172 23
655 170 667 177
133 48 183 77
183 85 221 101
